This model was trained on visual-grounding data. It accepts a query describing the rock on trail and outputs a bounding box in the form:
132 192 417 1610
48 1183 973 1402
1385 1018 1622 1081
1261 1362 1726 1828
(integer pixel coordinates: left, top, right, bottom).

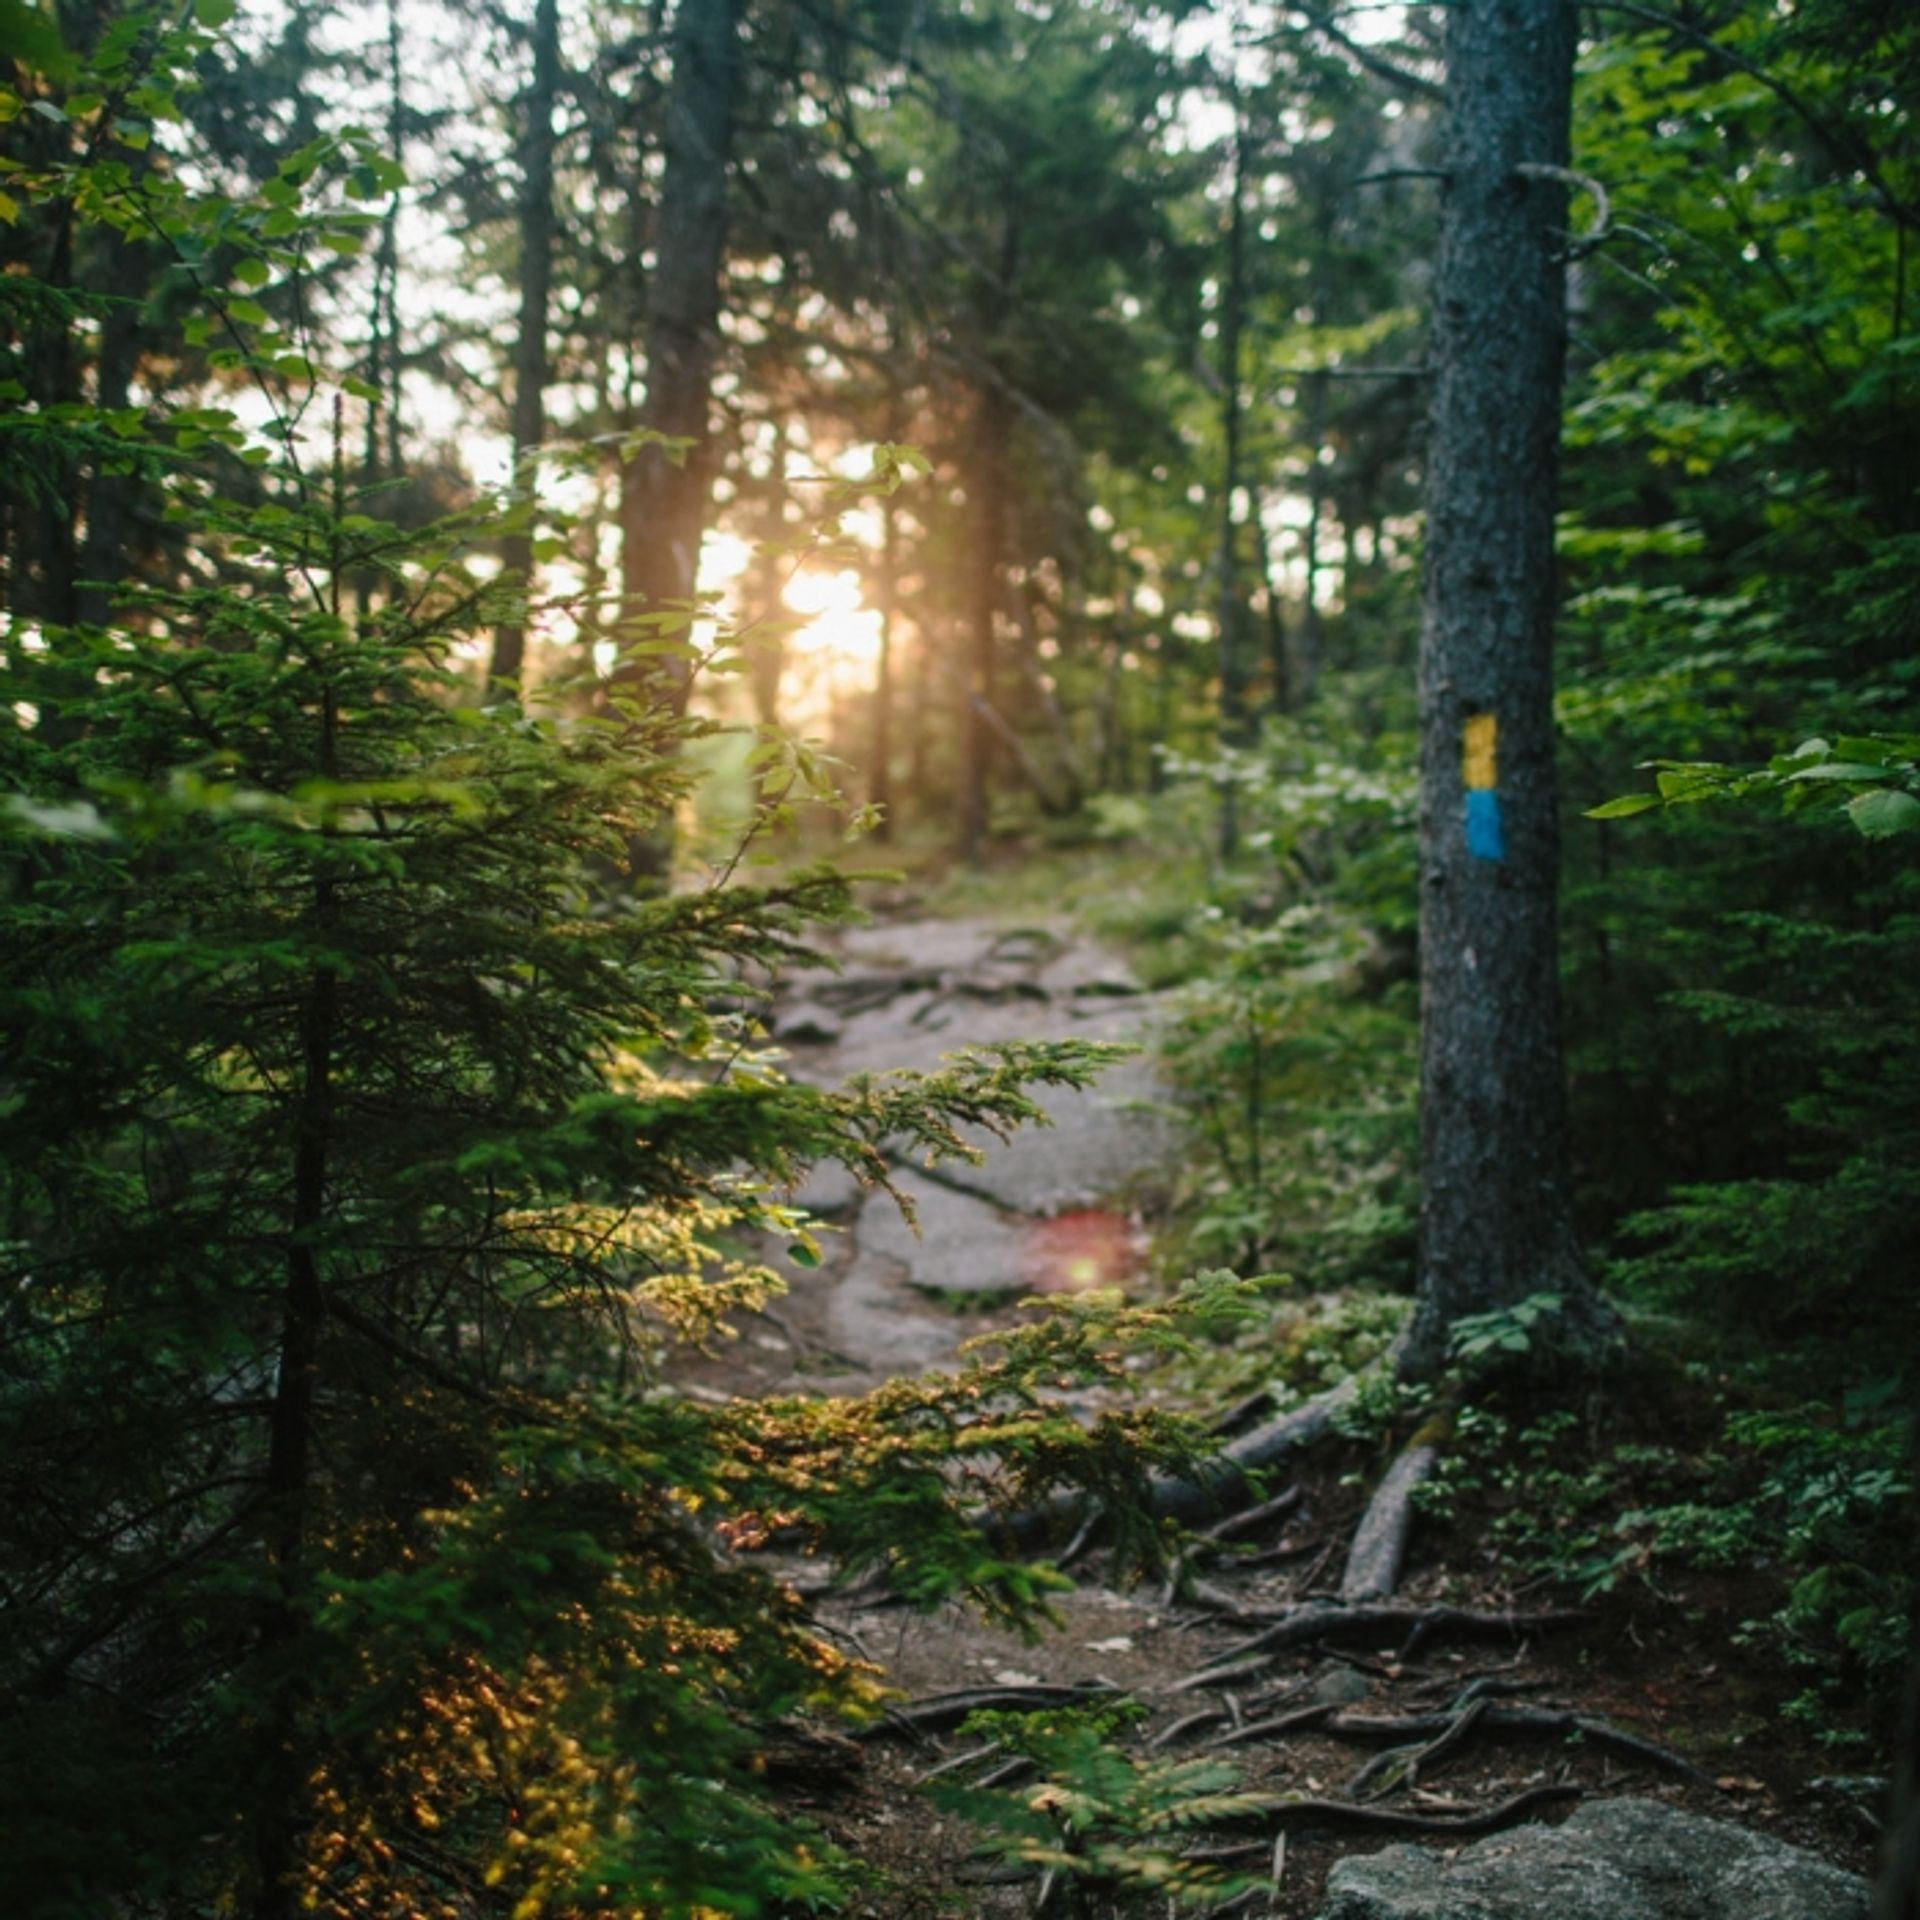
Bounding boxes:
1319 1797 1870 1920
719 914 1178 1387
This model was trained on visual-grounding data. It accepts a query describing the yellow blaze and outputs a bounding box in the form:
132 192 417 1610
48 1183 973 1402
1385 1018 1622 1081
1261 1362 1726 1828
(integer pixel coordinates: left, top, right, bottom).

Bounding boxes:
1462 713 1498 790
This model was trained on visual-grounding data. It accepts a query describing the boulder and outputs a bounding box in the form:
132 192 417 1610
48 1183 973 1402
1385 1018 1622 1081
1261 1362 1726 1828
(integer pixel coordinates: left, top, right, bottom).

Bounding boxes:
1318 1797 1868 1920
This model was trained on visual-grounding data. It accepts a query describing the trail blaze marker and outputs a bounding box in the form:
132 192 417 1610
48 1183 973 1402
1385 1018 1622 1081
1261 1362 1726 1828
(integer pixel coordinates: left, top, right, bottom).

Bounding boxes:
1462 712 1505 861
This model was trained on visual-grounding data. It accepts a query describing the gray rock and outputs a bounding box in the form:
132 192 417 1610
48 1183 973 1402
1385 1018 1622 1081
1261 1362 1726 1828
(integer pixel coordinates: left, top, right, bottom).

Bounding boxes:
1317 1797 1868 1920
856 1169 1030 1296
1306 1661 1373 1709
788 1159 864 1219
823 1245 968 1375
836 918 1005 975
1035 945 1145 999
774 999 844 1046
943 1014 1178 1218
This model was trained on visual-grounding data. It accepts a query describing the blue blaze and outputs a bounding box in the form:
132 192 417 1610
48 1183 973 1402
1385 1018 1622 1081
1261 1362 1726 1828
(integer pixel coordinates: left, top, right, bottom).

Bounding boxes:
1464 788 1506 862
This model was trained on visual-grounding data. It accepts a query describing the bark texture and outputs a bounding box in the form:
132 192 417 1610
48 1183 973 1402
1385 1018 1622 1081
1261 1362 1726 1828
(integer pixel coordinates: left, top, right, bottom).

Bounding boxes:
1403 0 1618 1376
488 0 562 695
1215 104 1250 858
960 384 1010 865
614 0 739 712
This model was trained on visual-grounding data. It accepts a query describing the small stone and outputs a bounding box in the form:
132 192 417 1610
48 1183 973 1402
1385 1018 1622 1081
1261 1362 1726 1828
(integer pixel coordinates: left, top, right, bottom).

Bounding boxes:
1307 1661 1373 1708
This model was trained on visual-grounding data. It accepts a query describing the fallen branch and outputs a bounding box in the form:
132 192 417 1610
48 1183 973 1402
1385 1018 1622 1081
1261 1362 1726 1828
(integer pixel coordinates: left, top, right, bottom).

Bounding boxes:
1340 1440 1438 1601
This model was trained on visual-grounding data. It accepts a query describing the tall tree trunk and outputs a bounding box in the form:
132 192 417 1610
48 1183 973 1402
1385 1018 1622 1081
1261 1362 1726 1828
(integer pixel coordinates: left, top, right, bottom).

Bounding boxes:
868 481 898 839
867 384 903 839
960 384 1009 864
1215 102 1250 857
1014 577 1086 813
613 0 739 716
489 0 562 696
907 608 935 820
1400 0 1619 1379
1298 370 1328 705
1100 579 1131 791
1254 493 1291 717
74 226 148 632
251 568 345 1920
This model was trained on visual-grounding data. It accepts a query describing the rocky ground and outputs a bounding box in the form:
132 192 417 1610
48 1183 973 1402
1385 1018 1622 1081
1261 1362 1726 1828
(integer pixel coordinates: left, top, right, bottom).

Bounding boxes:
668 906 1882 1919
678 911 1177 1397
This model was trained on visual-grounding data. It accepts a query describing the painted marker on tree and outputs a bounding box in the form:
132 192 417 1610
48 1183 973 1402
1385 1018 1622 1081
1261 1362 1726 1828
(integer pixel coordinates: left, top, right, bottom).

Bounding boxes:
1462 712 1505 861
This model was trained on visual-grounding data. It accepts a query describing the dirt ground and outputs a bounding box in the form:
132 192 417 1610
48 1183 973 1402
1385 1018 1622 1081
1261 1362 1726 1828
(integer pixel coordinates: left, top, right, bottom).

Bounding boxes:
668 906 1884 1916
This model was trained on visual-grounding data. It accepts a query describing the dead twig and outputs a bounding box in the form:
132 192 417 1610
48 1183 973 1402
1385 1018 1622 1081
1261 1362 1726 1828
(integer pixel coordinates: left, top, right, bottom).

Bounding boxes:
1150 1705 1233 1751
1168 1652 1276 1695
915 1741 1003 1785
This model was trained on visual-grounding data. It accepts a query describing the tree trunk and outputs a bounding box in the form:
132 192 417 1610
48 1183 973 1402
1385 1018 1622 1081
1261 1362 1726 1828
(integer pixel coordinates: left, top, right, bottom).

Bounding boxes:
488 0 562 696
1299 370 1327 705
613 0 739 714
74 227 149 633
1255 492 1291 717
1215 102 1250 858
960 385 1009 864
867 384 903 838
1400 0 1619 1379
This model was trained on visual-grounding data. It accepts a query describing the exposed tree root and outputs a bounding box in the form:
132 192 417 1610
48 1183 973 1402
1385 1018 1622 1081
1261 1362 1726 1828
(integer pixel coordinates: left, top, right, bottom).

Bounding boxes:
1214 1701 1341 1749
1340 1440 1439 1601
1149 1378 1363 1528
1203 1482 1303 1542
1004 1378 1361 1549
1195 1601 1590 1673
1228 1780 1582 1837
857 1681 1120 1741
1345 1696 1491 1796
1323 1703 1714 1786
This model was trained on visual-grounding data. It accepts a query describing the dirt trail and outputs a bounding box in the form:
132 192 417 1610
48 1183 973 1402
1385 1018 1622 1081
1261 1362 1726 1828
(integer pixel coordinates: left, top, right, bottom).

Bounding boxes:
679 911 1177 1396
671 909 1879 1918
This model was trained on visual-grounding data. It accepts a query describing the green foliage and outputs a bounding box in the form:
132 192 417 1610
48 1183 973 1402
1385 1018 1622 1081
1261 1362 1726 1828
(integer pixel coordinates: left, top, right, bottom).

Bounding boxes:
1557 8 1920 1383
936 1702 1269 1914
1589 733 1920 839
1411 1390 1910 1734
1150 715 1418 1286
1447 1292 1567 1369
0 23 1219 1916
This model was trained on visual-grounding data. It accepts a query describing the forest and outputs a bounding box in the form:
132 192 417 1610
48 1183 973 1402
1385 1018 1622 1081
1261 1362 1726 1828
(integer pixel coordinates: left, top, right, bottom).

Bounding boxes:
0 0 1915 1916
